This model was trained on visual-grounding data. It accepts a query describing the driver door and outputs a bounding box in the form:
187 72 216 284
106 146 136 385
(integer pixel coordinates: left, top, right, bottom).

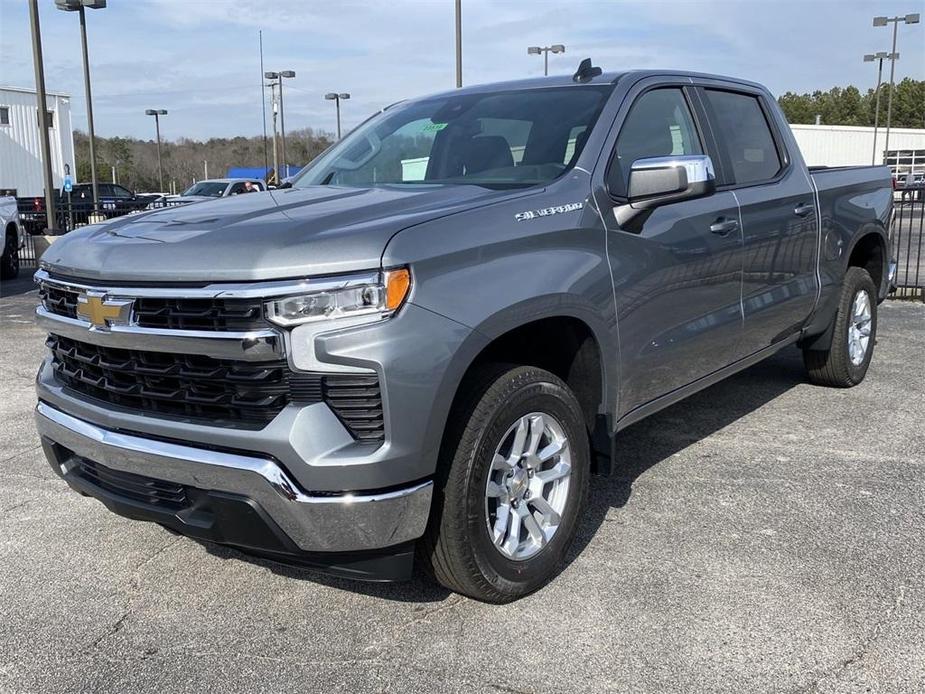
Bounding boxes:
598 84 745 417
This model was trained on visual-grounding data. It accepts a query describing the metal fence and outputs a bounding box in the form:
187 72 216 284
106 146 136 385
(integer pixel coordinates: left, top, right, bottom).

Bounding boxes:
16 196 925 300
891 198 924 298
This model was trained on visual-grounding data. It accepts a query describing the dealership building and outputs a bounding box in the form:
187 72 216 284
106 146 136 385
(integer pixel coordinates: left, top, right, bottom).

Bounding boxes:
0 86 76 198
790 123 925 179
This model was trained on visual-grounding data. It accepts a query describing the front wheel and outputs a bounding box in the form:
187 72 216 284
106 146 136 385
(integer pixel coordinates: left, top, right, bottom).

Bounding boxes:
422 365 590 603
803 267 878 387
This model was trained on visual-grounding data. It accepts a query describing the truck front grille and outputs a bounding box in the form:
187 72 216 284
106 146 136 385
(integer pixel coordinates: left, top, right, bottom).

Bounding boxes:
47 334 385 441
48 334 296 427
133 297 266 331
40 284 79 320
39 283 267 331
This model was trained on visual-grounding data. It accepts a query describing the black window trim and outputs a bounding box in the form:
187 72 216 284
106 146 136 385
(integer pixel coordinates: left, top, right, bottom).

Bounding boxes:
0 106 10 127
696 85 791 190
604 84 722 203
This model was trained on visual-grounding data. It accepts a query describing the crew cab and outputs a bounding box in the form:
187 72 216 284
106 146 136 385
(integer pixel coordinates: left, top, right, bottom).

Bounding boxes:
33 66 892 603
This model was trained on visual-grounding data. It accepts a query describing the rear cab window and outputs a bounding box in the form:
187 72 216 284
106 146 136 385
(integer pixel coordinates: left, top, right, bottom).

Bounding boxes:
703 89 783 185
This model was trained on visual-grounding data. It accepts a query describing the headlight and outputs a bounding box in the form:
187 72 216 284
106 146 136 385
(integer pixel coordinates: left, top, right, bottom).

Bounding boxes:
264 268 411 327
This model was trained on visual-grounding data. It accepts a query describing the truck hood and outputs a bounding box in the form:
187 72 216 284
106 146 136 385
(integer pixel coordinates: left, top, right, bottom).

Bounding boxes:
41 184 529 283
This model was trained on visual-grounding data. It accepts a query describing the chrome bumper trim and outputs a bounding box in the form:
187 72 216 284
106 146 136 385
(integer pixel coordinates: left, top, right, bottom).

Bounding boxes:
35 402 432 552
36 306 283 361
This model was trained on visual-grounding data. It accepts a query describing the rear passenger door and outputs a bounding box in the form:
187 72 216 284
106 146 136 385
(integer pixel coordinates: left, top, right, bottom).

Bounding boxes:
699 86 818 357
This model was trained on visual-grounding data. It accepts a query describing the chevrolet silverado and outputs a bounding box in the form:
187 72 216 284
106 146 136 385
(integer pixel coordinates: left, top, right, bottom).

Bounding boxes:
33 65 893 602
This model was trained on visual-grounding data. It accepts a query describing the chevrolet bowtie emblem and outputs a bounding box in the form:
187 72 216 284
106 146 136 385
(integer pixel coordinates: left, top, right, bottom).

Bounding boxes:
75 292 134 329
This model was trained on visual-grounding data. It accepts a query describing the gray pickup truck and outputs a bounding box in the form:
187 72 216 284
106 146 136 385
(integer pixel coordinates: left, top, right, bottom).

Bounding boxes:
34 64 893 603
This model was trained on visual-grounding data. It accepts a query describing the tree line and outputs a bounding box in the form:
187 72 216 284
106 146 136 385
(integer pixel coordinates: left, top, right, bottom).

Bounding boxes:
74 127 335 193
777 78 923 128
74 78 924 193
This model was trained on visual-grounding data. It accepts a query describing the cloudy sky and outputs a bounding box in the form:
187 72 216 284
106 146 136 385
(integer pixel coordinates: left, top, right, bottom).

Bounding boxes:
1 0 923 141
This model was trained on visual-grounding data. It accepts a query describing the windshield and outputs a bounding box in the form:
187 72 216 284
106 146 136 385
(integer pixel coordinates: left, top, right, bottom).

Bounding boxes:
182 181 227 197
294 86 611 189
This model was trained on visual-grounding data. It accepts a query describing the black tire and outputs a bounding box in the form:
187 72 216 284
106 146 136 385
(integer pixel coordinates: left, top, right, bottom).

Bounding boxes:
1 231 20 280
421 364 590 603
803 267 877 387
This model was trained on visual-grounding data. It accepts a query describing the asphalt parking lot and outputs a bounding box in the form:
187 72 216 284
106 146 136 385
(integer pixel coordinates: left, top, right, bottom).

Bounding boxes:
1 274 923 694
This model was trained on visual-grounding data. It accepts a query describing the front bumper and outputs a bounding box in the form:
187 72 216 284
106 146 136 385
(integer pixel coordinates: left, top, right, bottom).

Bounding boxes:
36 402 433 574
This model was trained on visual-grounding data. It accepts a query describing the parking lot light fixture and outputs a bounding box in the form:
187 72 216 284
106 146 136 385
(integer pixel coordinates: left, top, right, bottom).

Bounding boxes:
863 51 898 164
145 109 167 193
56 0 106 214
324 92 351 140
265 70 295 180
873 13 921 169
527 44 565 76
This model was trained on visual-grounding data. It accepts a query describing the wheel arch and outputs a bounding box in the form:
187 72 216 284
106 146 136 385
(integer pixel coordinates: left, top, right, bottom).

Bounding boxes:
801 222 888 353
428 300 616 478
846 225 889 300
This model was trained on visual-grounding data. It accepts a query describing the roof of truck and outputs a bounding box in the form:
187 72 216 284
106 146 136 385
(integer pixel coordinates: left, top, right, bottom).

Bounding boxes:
421 69 766 100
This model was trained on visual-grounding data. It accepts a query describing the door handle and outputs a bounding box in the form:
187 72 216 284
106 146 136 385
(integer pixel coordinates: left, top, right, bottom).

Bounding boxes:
793 203 815 217
710 218 739 236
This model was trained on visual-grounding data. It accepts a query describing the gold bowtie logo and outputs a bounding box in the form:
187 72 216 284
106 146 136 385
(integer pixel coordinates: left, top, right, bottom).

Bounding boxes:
76 293 133 328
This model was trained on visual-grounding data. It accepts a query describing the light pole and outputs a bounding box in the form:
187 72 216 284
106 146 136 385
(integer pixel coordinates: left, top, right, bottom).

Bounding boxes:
864 52 897 164
28 0 58 231
145 109 167 192
56 0 106 214
527 44 565 76
265 70 295 181
324 93 350 140
873 13 920 170
266 81 280 184
455 0 462 88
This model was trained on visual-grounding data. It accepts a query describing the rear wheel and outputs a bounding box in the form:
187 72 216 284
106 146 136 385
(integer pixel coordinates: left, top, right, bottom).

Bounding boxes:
1 230 19 280
803 267 877 387
422 365 590 603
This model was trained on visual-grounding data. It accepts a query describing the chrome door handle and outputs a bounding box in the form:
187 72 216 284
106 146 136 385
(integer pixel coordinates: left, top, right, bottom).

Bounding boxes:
794 203 815 217
710 218 739 236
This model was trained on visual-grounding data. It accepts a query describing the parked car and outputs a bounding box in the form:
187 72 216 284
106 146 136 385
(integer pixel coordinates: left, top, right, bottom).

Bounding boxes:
18 184 156 232
64 183 154 220
0 195 23 279
33 66 893 602
149 178 267 207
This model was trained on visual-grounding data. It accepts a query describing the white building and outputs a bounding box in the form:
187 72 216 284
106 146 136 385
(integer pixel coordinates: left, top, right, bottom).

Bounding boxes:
0 86 76 198
790 123 925 178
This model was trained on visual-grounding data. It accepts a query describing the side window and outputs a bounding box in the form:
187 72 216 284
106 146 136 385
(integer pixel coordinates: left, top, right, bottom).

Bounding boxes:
704 90 782 184
111 185 132 198
0 106 9 126
612 88 703 193
228 182 247 195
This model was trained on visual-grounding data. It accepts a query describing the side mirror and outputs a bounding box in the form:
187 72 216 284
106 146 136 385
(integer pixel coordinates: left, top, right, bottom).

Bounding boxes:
615 154 715 228
628 154 715 206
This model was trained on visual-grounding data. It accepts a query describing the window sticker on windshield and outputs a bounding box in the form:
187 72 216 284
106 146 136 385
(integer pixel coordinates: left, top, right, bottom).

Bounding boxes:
422 122 448 132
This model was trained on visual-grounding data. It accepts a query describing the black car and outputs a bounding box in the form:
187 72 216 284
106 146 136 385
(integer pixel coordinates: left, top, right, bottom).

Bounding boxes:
61 183 155 223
